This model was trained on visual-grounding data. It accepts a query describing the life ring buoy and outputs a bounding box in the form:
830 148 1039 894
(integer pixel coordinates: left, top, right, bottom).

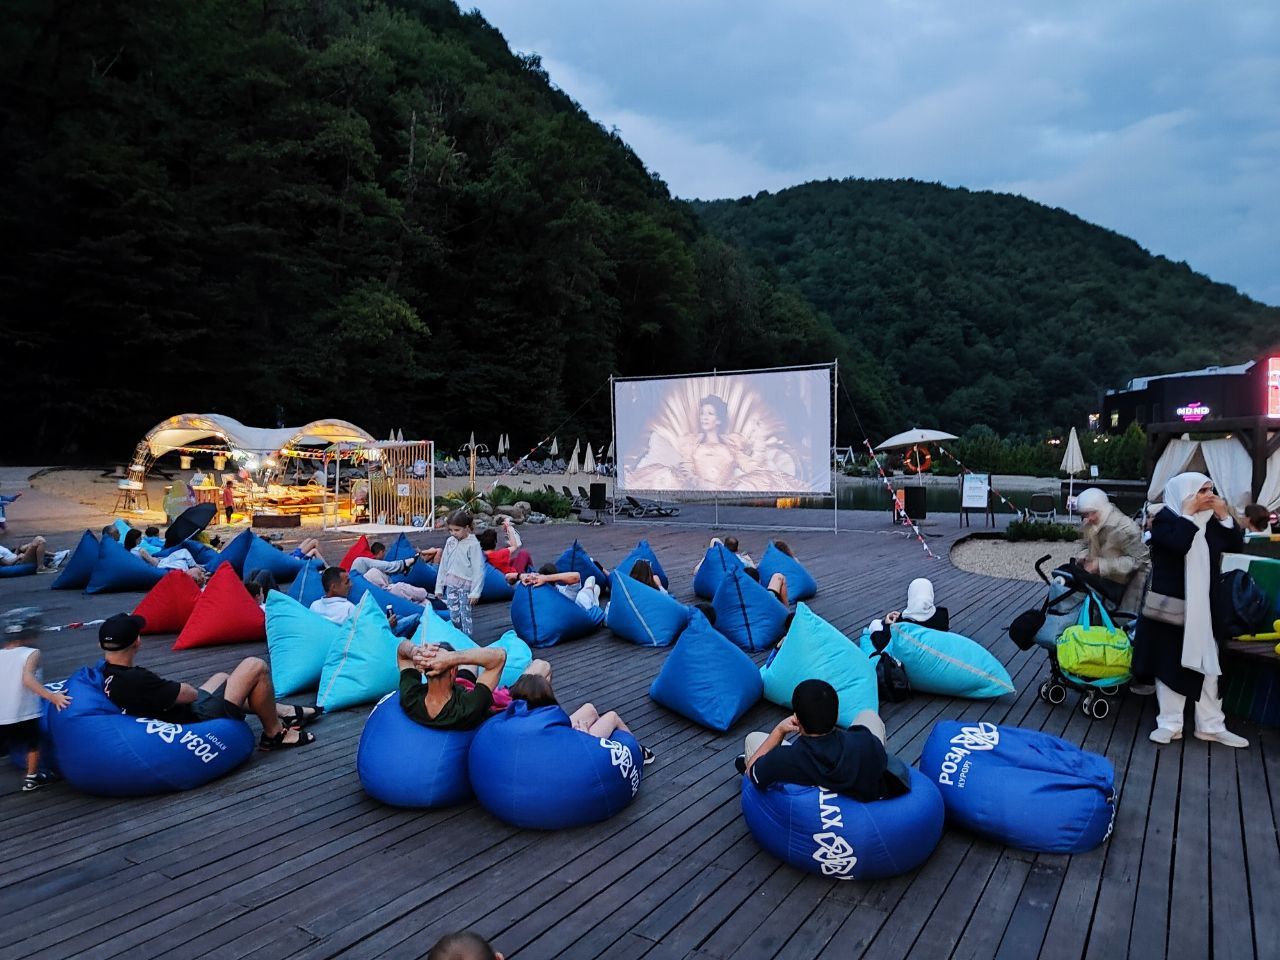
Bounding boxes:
903 445 932 473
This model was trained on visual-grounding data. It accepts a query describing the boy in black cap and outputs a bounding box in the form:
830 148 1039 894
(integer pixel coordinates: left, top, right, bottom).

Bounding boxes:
98 613 316 750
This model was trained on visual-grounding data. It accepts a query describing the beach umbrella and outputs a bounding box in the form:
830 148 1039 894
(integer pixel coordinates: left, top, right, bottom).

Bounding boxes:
566 440 581 475
874 428 959 451
583 443 596 473
164 503 217 547
496 435 505 455
1061 427 1086 508
605 438 614 460
549 437 559 456
395 428 404 443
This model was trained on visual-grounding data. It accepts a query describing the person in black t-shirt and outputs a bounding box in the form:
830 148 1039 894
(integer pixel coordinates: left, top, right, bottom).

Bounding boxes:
98 613 316 751
395 639 514 730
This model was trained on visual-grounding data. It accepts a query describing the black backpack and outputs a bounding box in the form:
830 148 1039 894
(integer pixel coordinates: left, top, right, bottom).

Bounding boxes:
1216 570 1269 637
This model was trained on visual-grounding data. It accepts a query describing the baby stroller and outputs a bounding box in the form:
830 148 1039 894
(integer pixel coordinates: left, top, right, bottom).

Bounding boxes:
1008 555 1135 720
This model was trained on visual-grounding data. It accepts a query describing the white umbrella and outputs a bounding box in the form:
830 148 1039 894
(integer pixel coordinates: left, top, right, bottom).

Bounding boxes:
387 429 396 442
605 438 614 460
874 428 959 451
583 443 596 473
395 428 404 443
566 440 581 475
1061 427 1086 509
496 435 504 455
549 437 559 456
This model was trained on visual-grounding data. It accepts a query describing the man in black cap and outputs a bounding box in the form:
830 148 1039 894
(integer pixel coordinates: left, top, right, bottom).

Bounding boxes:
98 613 316 750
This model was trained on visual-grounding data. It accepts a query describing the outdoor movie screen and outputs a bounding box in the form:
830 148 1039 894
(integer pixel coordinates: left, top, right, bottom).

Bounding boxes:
615 367 832 495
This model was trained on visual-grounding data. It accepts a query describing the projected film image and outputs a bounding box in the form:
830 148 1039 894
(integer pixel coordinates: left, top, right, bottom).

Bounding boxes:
616 368 832 494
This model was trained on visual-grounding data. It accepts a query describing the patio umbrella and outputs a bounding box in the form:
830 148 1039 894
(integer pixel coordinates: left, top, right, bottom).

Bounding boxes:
1061 427 1086 508
549 437 559 456
874 428 959 451
497 435 506 455
164 503 217 547
396 428 404 443
605 438 614 460
583 443 596 473
566 440 581 475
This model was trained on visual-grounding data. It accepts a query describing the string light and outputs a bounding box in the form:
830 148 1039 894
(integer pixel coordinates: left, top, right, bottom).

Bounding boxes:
862 439 936 559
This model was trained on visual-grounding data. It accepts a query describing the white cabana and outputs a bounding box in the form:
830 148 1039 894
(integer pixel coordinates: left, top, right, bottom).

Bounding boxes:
140 413 374 460
1147 437 1257 510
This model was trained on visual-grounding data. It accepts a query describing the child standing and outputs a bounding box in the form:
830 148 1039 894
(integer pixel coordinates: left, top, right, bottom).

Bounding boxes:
434 509 486 637
1 607 71 791
221 479 236 523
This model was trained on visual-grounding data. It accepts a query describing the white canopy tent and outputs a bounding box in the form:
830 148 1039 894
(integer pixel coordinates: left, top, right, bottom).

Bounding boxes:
139 413 374 461
1147 437 1265 510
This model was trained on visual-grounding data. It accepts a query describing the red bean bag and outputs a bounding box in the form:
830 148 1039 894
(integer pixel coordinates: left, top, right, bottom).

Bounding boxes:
339 535 374 571
173 565 266 650
133 571 202 635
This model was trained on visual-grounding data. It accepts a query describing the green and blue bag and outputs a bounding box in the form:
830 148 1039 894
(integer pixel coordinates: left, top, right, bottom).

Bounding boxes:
1056 596 1131 681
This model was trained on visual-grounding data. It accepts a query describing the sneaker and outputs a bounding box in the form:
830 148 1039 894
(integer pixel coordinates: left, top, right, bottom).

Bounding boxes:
733 753 747 775
22 771 58 792
641 746 656 766
1194 729 1249 748
1149 728 1183 745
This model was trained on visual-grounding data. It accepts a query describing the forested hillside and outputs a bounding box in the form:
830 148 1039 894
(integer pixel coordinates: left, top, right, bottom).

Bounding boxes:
1 0 889 458
695 180 1280 435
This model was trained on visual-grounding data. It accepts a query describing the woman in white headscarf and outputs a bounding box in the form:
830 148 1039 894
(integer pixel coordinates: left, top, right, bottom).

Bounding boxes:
868 578 949 646
1074 487 1148 613
1133 472 1247 747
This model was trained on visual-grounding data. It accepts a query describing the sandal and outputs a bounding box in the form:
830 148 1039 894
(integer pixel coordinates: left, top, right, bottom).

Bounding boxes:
279 705 322 729
259 727 316 751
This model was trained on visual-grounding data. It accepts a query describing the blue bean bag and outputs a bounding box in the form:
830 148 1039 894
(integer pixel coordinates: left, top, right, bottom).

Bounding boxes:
266 592 346 696
357 691 477 808
479 562 515 602
411 614 533 689
316 595 401 711
858 623 1015 699
741 766 945 880
112 518 135 540
0 563 36 578
402 560 438 592
605 571 689 648
216 529 256 576
51 530 99 590
761 604 878 725
756 543 818 602
693 542 742 600
157 539 222 571
615 540 670 589
712 565 788 652
287 562 325 608
920 721 1117 853
83 537 166 594
349 573 425 622
47 664 255 796
649 610 761 730
383 533 417 562
243 536 314 583
510 582 600 648
7 682 62 776
555 540 608 585
469 700 643 829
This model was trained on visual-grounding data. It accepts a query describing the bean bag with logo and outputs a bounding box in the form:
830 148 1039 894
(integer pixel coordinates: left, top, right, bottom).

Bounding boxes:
133 571 202 635
339 535 375 571
469 700 643 829
287 562 325 608
510 582 600 648
266 592 346 696
756 543 818 602
694 542 743 600
357 691 478 808
411 614 532 689
8 682 63 776
615 540 670 590
47 663 255 796
216 529 256 577
555 541 608 586
173 565 266 650
920 720 1116 854
605 571 689 648
761 604 878 724
243 536 315 583
713 565 789 652
478 562 515 603
316 595 401 711
52 530 99 590
858 623 1014 699
649 610 761 730
83 538 166 595
741 766 944 880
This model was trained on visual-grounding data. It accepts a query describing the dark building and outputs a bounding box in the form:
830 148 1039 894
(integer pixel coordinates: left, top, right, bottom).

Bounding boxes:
1103 354 1280 433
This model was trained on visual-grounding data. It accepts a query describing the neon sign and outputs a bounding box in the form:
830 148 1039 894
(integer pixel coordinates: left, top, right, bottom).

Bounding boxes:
1268 357 1280 418
1176 402 1210 422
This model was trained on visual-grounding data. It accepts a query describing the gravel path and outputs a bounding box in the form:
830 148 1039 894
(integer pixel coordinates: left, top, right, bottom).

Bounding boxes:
950 537 1080 581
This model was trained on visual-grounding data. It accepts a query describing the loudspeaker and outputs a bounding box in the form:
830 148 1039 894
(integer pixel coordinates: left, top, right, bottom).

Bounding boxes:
589 483 608 511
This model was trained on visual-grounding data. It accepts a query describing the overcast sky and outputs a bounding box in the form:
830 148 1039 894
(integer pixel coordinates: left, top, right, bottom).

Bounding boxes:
470 1 1279 305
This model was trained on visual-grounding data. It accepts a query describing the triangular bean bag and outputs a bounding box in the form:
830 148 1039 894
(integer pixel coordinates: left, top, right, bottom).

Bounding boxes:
555 541 608 585
615 540 670 589
339 535 374 571
761 603 878 725
287 562 326 608
650 611 762 730
479 562 515 602
316 595 401 711
243 535 312 583
133 571 202 635
510 582 599 648
605 571 689 647
383 533 417 562
349 573 424 621
756 543 818 602
712 565 789 652
694 542 743 600
265 592 346 696
217 529 256 577
402 561 438 592
52 530 99 590
858 622 1015 699
411 616 533 689
172 564 266 650
84 537 166 595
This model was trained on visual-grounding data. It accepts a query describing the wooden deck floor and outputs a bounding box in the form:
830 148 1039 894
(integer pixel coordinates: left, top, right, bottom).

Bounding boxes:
1 512 1277 959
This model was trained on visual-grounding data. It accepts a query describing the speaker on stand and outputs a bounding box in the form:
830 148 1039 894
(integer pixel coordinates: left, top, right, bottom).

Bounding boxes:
582 482 608 525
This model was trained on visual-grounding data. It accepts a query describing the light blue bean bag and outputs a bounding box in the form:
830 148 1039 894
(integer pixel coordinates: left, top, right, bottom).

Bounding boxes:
111 518 135 541
479 562 515 602
411 615 532 689
858 622 1015 699
920 720 1116 853
287 562 325 608
649 610 761 730
615 540 670 590
83 538 165 594
756 543 818 602
741 767 945 880
510 582 600 648
761 604 878 724
51 530 99 590
693 542 742 600
555 540 608 585
217 529 256 576
357 691 478 808
266 592 346 696
469 701 643 829
712 565 788 652
605 571 689 647
316 595 401 711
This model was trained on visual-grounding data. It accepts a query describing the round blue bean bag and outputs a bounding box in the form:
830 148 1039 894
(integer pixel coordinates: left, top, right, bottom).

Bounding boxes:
357 692 477 807
0 563 36 578
740 767 945 880
47 664 255 796
615 540 669 590
712 565 788 652
479 562 515 602
510 582 600 648
920 720 1117 853
857 623 1014 699
649 611 761 731
605 571 689 647
761 604 878 725
52 530 99 590
469 700 643 829
693 542 742 600
555 540 609 586
83 538 166 594
756 543 818 602
287 562 325 608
